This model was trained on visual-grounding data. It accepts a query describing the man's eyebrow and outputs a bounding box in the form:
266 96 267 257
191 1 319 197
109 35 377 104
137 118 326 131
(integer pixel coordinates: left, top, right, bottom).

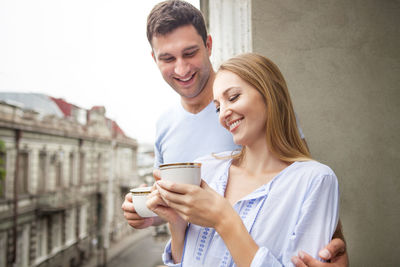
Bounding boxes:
183 45 199 52
157 53 173 59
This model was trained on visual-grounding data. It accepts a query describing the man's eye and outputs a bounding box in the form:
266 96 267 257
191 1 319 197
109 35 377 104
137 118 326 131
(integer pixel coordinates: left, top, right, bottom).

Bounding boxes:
215 107 220 113
184 50 197 57
229 94 240 102
162 57 174 62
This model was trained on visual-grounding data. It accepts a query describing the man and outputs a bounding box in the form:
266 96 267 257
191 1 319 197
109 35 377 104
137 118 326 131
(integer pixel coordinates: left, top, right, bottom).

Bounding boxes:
121 1 348 266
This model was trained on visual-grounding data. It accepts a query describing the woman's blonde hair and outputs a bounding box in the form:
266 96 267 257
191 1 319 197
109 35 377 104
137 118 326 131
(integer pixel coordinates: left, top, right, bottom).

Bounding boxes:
217 53 311 162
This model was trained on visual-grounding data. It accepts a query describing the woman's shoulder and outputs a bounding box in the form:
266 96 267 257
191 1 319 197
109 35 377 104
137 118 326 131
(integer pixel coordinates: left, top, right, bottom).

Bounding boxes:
292 160 337 180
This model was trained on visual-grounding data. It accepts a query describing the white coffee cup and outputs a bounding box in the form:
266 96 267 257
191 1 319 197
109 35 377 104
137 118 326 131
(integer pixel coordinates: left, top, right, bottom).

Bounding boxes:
159 162 201 185
130 186 157 218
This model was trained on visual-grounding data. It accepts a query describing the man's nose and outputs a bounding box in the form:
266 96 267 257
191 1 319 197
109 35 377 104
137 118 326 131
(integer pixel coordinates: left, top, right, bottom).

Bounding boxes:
174 58 190 77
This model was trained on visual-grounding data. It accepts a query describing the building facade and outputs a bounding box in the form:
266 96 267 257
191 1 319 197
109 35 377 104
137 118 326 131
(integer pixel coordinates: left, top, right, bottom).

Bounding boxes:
0 94 140 267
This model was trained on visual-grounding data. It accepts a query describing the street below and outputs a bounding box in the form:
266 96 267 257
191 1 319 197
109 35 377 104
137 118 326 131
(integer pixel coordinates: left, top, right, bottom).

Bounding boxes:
107 231 169 267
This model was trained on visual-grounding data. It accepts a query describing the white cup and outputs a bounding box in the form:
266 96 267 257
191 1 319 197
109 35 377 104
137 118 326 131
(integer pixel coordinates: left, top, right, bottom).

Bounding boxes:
130 186 157 218
159 162 202 185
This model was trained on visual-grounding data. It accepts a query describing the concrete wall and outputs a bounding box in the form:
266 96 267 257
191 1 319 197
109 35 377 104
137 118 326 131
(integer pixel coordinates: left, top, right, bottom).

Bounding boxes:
251 0 399 265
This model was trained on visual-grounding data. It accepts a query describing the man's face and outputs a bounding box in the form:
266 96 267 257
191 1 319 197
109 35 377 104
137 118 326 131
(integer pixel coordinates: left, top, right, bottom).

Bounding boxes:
151 25 212 100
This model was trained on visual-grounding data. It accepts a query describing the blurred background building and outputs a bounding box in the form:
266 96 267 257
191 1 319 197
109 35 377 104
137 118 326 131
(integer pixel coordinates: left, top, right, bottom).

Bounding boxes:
0 92 142 267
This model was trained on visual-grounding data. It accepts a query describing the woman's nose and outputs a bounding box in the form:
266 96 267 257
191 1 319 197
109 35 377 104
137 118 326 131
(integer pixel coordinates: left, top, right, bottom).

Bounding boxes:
219 105 232 121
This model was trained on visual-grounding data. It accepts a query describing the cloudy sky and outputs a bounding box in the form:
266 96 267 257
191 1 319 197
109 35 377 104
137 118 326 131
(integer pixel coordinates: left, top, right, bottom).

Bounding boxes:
0 0 199 144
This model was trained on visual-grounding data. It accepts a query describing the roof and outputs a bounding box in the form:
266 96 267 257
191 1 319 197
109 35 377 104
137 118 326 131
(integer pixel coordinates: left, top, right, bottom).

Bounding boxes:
108 118 125 137
0 92 64 117
50 97 73 117
0 92 131 139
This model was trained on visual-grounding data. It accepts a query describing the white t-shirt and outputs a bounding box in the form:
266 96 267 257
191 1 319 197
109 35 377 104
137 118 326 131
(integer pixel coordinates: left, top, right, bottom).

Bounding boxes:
154 101 240 167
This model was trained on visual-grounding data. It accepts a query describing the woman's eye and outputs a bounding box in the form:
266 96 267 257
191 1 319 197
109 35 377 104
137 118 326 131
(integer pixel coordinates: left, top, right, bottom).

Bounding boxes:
215 107 220 113
229 94 240 102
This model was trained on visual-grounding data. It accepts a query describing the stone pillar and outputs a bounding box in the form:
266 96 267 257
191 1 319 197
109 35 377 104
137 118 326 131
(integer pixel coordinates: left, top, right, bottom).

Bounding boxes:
206 0 252 68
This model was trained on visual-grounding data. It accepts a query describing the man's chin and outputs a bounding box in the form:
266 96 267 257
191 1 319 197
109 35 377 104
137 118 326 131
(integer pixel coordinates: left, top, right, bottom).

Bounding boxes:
176 89 203 100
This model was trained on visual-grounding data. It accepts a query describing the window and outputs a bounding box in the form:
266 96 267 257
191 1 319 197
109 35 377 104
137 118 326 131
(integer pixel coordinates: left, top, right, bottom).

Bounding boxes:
18 151 29 195
97 153 102 181
79 152 85 184
79 204 88 239
15 225 30 267
36 218 48 262
69 152 75 186
51 214 62 253
0 148 5 198
38 151 46 193
65 208 76 245
53 152 63 188
0 232 7 267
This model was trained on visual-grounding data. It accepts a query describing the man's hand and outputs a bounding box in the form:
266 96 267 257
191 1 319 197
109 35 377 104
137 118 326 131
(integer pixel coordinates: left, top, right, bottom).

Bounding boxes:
291 238 348 267
121 190 155 229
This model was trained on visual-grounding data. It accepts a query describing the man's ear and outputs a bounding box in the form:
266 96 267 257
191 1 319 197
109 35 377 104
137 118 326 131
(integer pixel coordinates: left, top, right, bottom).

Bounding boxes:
206 35 212 57
151 50 157 63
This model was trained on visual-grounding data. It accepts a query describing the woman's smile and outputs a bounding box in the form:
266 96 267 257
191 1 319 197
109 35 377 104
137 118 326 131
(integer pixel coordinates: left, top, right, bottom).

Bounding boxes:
227 118 243 132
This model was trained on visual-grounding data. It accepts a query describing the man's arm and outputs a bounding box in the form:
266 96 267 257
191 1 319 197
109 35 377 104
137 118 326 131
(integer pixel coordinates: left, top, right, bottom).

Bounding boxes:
291 219 348 267
294 137 348 267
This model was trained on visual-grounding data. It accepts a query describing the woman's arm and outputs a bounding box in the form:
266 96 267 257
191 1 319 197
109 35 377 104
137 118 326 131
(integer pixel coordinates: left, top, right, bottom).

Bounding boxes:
156 179 260 267
215 205 259 267
147 186 187 264
168 220 187 263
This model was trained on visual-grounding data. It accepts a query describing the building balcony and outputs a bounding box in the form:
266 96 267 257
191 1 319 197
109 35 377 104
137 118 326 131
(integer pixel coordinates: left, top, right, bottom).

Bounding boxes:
37 189 82 214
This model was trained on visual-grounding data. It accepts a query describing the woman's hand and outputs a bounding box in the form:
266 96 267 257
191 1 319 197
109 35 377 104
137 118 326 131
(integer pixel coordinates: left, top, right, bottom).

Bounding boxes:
155 179 233 229
147 183 186 228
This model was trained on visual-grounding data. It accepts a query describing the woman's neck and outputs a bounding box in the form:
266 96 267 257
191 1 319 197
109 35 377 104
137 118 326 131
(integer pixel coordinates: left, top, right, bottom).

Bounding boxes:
236 140 289 177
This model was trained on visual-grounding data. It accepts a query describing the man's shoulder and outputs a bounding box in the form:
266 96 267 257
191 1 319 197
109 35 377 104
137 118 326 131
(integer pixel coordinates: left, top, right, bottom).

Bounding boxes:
155 104 183 131
157 104 180 121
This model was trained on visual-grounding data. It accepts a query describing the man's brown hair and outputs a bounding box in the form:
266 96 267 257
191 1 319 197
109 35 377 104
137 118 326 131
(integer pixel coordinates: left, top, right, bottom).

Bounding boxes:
147 0 207 46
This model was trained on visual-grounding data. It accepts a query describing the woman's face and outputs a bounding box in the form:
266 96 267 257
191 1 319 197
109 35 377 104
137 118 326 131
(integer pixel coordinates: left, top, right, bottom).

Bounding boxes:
213 70 268 146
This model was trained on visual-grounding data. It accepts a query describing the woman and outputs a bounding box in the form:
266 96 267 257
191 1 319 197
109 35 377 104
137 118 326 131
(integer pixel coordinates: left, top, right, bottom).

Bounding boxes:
147 53 339 267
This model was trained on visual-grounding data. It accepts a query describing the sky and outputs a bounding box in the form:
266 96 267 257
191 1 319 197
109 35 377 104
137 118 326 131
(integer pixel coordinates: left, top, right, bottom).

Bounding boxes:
0 0 199 145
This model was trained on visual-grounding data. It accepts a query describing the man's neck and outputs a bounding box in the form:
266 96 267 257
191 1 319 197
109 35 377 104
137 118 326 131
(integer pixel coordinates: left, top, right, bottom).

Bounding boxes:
181 71 215 114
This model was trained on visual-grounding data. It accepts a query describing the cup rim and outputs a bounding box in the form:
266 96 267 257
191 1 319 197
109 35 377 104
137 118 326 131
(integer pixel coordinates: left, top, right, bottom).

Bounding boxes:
130 186 152 194
159 162 201 169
